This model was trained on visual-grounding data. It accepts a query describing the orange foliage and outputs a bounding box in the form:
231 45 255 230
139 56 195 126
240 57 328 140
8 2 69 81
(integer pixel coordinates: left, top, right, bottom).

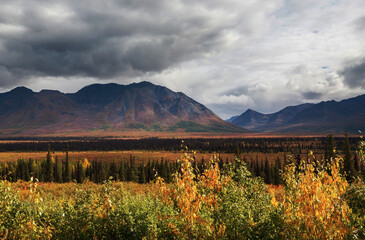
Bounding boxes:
157 152 228 239
275 158 352 239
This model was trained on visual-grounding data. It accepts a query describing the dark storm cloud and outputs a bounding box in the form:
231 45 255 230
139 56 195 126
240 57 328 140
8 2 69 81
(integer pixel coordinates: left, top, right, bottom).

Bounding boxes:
342 59 365 88
0 0 233 87
301 91 323 100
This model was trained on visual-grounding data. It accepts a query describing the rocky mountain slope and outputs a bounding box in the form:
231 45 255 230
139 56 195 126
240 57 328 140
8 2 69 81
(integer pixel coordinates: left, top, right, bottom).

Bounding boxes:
0 82 247 135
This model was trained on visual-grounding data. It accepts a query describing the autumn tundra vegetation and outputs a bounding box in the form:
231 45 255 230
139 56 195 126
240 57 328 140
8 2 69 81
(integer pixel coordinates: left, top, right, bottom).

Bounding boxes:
0 135 364 239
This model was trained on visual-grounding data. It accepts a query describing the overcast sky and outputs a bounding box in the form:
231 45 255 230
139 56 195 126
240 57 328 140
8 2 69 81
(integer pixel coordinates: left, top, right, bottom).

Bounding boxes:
0 0 365 119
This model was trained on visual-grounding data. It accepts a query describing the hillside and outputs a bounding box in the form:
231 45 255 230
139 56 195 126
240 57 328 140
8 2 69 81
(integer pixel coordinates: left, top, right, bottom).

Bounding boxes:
0 82 247 135
228 95 365 133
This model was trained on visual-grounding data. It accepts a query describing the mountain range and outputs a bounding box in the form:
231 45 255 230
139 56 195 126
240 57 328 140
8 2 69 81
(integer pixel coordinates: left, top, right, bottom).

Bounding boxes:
228 94 365 133
0 82 246 135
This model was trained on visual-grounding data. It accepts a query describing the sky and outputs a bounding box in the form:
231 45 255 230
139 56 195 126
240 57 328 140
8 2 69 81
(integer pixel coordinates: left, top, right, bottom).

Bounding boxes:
0 0 365 119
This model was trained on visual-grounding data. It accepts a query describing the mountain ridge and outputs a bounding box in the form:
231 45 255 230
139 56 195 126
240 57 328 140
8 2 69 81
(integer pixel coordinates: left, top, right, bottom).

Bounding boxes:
0 82 247 136
228 94 365 133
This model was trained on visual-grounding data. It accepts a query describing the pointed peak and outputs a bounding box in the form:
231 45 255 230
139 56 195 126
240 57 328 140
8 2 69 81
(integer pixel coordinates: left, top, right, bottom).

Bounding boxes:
10 86 33 94
243 109 262 114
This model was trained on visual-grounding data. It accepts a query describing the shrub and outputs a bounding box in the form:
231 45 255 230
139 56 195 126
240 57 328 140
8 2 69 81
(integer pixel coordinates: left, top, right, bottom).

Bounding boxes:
218 158 282 240
278 158 351 239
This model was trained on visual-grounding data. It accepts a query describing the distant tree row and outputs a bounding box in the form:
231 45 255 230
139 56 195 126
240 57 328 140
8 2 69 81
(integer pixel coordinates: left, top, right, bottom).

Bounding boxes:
1 135 364 184
0 137 361 154
0 148 180 184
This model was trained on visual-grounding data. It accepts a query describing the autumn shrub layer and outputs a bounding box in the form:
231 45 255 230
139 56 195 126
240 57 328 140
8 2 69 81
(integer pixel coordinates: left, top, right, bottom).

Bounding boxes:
0 151 364 239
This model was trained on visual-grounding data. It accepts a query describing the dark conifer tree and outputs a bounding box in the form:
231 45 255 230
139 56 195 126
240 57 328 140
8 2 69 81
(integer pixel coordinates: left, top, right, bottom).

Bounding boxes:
354 154 360 173
273 157 281 185
139 165 146 183
76 161 85 183
324 134 336 166
235 144 240 159
264 158 271 184
146 160 154 182
295 154 301 173
128 155 139 182
63 147 71 182
160 157 167 179
250 157 255 175
260 159 265 177
199 157 206 174
55 157 63 183
219 156 224 171
28 158 34 179
343 132 356 181
45 144 54 182
23 160 30 181
119 161 126 181
15 159 23 181
109 161 117 180
164 160 171 182
255 157 260 177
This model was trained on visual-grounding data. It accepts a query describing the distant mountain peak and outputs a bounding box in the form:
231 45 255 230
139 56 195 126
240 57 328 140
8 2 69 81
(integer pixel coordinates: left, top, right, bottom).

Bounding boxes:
132 81 155 87
243 109 262 114
0 82 247 135
10 86 33 94
229 94 365 133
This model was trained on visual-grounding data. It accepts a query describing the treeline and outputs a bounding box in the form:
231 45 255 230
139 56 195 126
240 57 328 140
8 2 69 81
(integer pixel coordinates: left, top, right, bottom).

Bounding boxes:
0 137 361 153
1 135 364 184
0 150 179 184
244 134 365 183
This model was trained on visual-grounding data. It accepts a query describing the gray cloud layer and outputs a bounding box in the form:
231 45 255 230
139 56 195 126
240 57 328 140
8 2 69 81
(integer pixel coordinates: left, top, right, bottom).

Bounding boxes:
0 0 237 86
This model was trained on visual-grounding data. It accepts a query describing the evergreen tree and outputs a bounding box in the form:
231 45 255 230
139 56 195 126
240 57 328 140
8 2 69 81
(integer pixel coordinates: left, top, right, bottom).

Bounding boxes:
128 155 139 182
324 134 336 166
260 159 265 177
23 160 30 181
250 157 255 176
119 161 126 181
55 157 63 183
343 132 356 181
15 159 24 181
164 160 171 182
139 165 146 183
109 161 117 180
235 144 240 159
255 157 260 177
354 154 360 172
45 144 54 182
295 154 301 173
160 157 167 179
264 158 272 184
76 161 85 183
218 157 224 171
199 157 205 174
27 158 34 179
63 147 71 182
273 157 281 185
146 160 154 182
